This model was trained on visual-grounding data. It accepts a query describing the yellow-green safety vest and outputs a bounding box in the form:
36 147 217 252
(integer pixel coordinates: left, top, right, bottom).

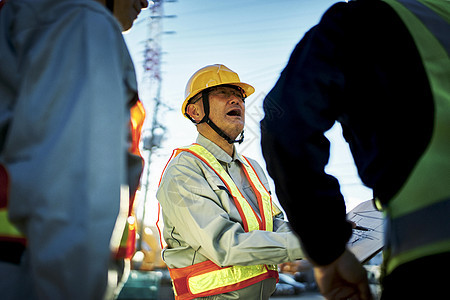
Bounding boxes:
379 0 450 275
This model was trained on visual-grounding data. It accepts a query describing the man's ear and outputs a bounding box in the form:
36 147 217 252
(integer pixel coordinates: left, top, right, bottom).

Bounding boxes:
186 103 203 123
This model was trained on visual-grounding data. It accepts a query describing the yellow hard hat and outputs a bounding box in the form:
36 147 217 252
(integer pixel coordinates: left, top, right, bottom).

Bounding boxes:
181 64 255 118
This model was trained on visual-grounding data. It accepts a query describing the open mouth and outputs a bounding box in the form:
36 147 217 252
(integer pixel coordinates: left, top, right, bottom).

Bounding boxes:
226 109 242 117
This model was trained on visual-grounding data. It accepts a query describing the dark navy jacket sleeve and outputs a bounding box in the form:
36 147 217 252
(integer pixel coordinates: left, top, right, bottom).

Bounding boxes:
260 0 432 265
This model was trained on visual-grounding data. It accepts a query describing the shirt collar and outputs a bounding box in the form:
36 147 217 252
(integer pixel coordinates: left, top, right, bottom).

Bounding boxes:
196 134 248 166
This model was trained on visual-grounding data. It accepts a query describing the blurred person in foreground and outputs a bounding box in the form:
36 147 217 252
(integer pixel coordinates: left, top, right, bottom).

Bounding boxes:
261 0 449 299
0 0 148 299
156 64 303 299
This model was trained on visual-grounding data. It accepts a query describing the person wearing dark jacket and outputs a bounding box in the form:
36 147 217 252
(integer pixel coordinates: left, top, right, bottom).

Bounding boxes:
261 0 449 299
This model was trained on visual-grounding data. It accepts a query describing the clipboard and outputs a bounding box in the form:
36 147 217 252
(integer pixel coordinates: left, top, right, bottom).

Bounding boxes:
347 200 385 263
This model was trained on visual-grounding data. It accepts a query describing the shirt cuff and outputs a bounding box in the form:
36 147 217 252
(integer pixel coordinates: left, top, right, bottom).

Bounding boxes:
286 232 304 261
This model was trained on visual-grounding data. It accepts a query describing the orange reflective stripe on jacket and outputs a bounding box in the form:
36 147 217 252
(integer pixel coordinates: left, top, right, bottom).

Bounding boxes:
129 100 145 156
163 144 278 299
115 99 145 259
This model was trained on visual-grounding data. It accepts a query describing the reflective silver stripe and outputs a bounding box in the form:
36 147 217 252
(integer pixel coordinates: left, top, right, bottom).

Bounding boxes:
387 198 450 257
397 0 450 55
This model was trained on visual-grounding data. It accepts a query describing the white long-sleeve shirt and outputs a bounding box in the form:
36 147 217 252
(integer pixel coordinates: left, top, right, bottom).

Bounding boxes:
0 0 138 298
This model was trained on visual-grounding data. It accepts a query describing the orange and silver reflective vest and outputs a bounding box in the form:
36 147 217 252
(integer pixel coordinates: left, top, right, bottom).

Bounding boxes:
164 144 279 300
0 164 26 263
0 100 145 262
378 0 450 275
0 0 26 263
115 99 145 259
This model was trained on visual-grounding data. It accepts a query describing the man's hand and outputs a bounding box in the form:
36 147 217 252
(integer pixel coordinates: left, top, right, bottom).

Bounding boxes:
313 249 373 300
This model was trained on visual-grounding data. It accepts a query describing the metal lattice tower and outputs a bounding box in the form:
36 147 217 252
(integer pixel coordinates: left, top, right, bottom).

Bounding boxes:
138 0 175 251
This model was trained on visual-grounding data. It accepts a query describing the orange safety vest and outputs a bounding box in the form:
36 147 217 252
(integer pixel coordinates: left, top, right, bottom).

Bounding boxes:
0 164 27 262
115 99 145 259
161 144 279 300
0 0 27 264
0 100 145 262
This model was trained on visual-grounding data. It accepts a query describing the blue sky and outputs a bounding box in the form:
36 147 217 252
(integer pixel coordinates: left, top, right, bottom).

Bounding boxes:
123 0 372 225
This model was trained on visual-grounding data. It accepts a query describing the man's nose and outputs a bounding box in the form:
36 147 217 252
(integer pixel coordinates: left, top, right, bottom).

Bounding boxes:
229 96 244 105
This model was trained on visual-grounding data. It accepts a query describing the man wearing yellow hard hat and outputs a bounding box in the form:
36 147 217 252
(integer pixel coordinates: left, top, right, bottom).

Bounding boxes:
156 64 304 299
